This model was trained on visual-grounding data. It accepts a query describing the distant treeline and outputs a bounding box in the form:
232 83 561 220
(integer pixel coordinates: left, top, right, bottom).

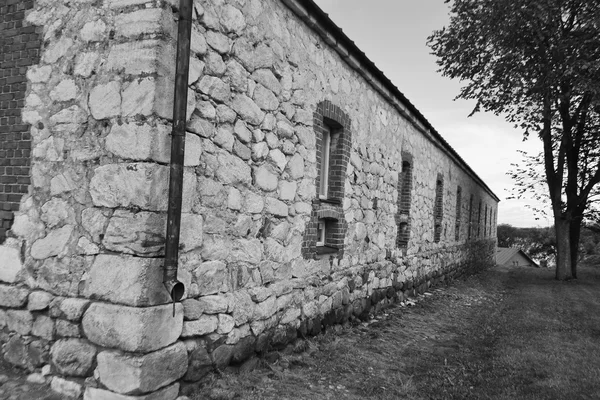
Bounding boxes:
497 224 600 264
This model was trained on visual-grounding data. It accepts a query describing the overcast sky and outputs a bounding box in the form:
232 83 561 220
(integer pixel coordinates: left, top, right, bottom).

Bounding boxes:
312 0 551 227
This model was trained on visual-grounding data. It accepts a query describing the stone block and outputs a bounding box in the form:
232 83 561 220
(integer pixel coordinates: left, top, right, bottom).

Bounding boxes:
198 76 230 103
105 122 171 163
0 245 23 283
232 290 254 326
90 163 168 211
217 314 235 335
82 303 183 352
181 315 218 337
253 296 276 320
97 342 187 395
83 254 171 307
56 320 80 338
31 225 74 260
230 239 263 265
231 94 265 126
83 384 179 400
51 377 83 399
32 316 54 340
194 261 230 296
28 291 54 311
253 166 278 192
58 298 90 321
51 339 96 377
265 198 288 217
3 336 48 370
103 211 165 256
182 299 203 321
184 346 212 382
89 81 121 120
115 8 174 39
122 78 156 117
6 310 33 335
201 293 233 314
0 284 29 307
106 40 175 76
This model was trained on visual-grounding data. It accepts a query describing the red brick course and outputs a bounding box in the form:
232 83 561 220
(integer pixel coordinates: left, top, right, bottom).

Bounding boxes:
0 0 41 242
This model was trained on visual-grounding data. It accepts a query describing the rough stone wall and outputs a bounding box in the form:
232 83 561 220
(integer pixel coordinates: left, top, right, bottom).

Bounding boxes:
0 0 499 399
0 0 42 242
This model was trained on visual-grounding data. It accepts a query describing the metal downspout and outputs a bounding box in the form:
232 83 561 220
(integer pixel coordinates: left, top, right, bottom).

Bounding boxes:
163 0 193 312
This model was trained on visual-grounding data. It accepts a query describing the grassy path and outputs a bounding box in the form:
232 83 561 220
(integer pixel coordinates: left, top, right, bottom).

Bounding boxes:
193 264 600 399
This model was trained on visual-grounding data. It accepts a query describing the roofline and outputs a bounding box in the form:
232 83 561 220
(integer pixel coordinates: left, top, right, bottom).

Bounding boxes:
517 249 540 267
280 0 500 203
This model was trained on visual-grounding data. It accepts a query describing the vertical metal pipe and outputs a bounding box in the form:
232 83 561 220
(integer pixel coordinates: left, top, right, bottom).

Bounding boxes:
163 0 194 306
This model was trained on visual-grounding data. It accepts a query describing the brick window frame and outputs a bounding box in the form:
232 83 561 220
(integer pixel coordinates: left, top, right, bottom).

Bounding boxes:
455 186 462 241
302 101 351 259
477 200 482 238
396 152 413 248
433 173 444 243
484 204 488 237
468 194 473 240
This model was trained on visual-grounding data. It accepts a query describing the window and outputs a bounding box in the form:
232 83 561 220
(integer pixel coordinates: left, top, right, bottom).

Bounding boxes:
477 200 482 237
484 204 488 237
319 125 331 199
302 101 352 259
316 220 326 246
396 153 413 248
434 174 444 243
455 186 462 241
468 194 473 240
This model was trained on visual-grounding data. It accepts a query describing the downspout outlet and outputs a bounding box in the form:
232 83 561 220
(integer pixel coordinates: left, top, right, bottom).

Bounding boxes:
164 278 185 303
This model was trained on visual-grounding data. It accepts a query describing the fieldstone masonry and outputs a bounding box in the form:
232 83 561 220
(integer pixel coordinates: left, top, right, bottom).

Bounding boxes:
0 0 499 398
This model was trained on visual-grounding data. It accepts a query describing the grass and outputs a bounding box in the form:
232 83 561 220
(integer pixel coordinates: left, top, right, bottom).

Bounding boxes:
188 263 600 400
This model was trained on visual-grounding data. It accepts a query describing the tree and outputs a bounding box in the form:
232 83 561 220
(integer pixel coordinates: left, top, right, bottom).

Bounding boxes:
428 0 600 280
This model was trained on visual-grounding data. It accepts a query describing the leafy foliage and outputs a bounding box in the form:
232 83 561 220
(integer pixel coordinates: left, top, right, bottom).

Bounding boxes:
429 0 600 279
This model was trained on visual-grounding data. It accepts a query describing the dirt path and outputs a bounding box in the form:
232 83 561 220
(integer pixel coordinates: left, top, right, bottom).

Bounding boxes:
193 264 600 400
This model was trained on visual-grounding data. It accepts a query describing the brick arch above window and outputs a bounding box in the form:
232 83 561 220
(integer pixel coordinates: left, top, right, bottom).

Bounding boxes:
314 101 352 203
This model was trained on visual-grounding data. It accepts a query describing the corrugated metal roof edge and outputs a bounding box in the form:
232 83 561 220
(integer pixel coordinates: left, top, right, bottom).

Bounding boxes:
280 0 500 203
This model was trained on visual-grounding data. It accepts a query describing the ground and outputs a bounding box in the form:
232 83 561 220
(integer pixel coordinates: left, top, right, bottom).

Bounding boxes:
2 263 600 399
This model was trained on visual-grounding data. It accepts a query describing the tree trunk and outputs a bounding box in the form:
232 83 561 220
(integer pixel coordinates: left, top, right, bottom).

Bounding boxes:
569 217 582 279
554 218 572 280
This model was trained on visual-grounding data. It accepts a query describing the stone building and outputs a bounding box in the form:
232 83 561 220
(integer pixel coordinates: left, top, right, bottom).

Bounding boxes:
0 0 499 398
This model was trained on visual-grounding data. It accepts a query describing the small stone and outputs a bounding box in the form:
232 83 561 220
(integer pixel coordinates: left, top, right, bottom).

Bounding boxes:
28 291 54 311
198 76 230 103
253 85 278 111
287 154 305 179
6 310 33 335
32 315 54 340
217 314 235 334
206 31 230 54
253 166 278 192
59 298 90 321
232 94 265 126
51 339 97 377
50 79 78 102
265 198 288 217
219 4 246 34
268 149 287 171
27 373 45 384
50 377 82 399
181 315 218 337
0 285 29 308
